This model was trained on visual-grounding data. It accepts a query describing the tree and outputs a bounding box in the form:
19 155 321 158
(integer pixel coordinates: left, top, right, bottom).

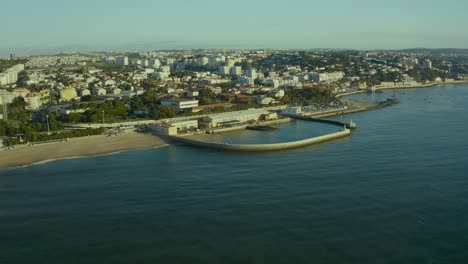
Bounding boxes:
81 95 97 102
9 97 27 113
280 94 291 104
150 105 177 119
199 97 212 105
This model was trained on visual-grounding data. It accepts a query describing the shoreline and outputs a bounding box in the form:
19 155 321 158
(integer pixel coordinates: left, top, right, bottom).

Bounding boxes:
337 80 468 98
311 81 468 118
0 132 167 170
2 81 467 169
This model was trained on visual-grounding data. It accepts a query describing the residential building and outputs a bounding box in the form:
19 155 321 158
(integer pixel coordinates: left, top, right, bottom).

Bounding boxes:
246 68 257 79
230 66 242 76
422 59 432 69
116 56 129 66
24 93 43 110
218 66 230 75
59 87 78 101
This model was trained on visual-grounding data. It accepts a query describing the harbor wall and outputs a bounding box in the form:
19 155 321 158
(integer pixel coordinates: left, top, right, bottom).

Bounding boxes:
167 129 350 152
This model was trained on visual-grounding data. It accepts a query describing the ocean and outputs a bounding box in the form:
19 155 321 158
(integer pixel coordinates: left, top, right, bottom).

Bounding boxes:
1 84 468 263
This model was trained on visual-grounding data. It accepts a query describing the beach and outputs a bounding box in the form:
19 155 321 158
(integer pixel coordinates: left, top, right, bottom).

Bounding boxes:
0 132 167 169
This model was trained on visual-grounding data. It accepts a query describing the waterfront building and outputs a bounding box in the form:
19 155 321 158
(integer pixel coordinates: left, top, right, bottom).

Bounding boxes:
160 98 199 111
281 107 302 116
200 109 271 128
149 124 178 135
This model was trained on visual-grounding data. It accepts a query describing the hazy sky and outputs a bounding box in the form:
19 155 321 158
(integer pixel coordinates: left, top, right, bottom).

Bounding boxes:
2 0 467 55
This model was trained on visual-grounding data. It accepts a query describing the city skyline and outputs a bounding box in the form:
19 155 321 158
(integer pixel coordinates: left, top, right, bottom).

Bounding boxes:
2 0 468 56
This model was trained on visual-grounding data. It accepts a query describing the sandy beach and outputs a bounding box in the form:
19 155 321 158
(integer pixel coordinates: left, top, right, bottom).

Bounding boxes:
0 132 167 169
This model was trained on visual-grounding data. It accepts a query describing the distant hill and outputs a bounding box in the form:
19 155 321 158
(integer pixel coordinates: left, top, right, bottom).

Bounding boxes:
381 48 468 57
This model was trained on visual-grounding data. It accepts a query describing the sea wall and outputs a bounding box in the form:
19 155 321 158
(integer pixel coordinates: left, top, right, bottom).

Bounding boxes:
167 129 350 152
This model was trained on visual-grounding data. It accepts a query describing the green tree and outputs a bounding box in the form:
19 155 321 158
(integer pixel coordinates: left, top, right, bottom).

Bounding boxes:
81 95 97 102
150 105 177 119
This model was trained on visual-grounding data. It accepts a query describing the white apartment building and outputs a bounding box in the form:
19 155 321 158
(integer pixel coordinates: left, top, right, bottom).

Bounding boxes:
149 58 161 68
0 64 25 85
422 59 432 69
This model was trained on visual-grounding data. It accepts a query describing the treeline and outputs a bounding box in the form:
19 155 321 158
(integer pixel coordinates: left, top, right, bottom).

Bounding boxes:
280 87 333 105
5 127 105 146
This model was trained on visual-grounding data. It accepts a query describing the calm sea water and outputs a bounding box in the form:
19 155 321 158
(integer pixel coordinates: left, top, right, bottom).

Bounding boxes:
1 85 468 264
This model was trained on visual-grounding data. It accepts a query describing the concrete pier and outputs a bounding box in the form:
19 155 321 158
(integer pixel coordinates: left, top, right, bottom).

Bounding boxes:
164 128 350 152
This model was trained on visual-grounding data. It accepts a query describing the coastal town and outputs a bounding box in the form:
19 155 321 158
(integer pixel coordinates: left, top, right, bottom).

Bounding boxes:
1 49 468 151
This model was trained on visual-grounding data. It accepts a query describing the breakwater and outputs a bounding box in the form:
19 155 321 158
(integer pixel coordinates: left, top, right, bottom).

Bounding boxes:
287 115 355 129
165 128 350 152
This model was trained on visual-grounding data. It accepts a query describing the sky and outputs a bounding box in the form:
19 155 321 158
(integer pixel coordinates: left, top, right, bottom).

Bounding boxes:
1 0 467 56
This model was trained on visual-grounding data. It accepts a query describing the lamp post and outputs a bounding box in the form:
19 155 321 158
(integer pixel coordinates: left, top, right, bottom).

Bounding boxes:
46 114 50 134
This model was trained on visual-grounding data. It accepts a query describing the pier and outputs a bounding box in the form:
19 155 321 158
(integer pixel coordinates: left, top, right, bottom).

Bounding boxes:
164 128 351 152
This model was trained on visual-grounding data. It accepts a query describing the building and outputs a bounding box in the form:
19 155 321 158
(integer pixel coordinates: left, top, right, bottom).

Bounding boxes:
59 87 78 101
160 66 171 73
93 88 107 96
116 56 129 66
246 68 257 79
78 88 91 97
230 66 242 76
253 95 274 105
218 66 230 75
281 107 302 116
197 57 209 66
149 124 177 135
10 87 30 99
309 71 345 83
160 98 199 110
422 59 432 69
169 120 199 131
200 109 271 128
0 64 25 85
366 85 376 93
24 93 43 110
264 79 280 88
